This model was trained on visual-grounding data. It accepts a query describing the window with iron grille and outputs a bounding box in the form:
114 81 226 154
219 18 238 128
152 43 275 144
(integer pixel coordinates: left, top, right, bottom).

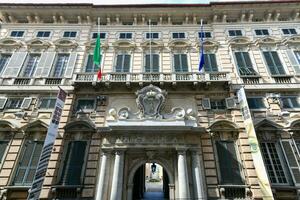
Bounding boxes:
5 98 23 109
144 54 159 72
234 52 258 76
52 54 69 77
260 142 289 184
60 141 87 185
10 31 24 37
0 54 11 75
13 140 44 186
281 97 300 109
39 97 56 109
63 31 77 38
203 54 218 72
282 28 297 35
115 54 131 72
210 99 226 110
173 54 188 72
216 141 244 185
85 54 101 73
247 97 266 109
263 51 286 75
119 33 132 39
228 30 243 36
36 31 51 38
20 54 40 77
172 32 185 39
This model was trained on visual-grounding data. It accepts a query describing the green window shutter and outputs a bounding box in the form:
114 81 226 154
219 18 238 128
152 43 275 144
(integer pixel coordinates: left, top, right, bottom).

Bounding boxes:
85 55 94 73
174 55 180 72
61 141 87 185
242 52 253 68
123 55 131 72
286 50 300 74
209 54 218 72
115 55 123 72
24 142 43 184
152 54 159 72
203 54 210 72
180 54 188 72
145 55 150 72
0 141 8 164
235 52 245 69
280 140 300 185
263 52 277 75
271 51 285 75
216 141 243 185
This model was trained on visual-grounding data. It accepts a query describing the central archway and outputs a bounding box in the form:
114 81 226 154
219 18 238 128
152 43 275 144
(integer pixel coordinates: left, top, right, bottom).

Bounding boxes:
127 159 174 200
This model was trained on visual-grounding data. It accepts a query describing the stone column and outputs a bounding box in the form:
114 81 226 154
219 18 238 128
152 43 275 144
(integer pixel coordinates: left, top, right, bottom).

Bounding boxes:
191 150 206 200
177 149 190 198
110 150 125 200
95 151 109 200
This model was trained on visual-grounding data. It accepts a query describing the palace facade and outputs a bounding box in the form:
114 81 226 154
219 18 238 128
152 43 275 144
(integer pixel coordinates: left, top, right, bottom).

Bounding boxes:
0 1 300 200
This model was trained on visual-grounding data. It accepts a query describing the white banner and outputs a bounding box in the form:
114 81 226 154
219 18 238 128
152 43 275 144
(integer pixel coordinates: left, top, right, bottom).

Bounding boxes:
237 87 274 200
27 88 67 200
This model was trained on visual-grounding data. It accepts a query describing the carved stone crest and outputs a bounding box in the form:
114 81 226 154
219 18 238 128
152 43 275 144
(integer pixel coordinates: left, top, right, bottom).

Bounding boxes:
136 84 167 119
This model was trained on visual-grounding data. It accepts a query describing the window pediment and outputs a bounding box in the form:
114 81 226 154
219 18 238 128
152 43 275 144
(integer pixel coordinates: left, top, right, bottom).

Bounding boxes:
255 119 284 131
140 40 164 49
21 119 48 133
209 120 239 132
64 119 96 132
0 119 20 132
168 39 191 49
283 35 300 47
54 38 78 49
0 38 23 49
85 41 109 50
255 36 281 46
228 36 252 47
26 38 51 49
113 40 136 50
196 39 219 51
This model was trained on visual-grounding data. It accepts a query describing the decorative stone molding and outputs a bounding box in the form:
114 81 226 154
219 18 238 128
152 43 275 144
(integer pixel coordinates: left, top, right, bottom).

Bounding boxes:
168 39 191 50
228 36 252 48
195 39 219 52
282 35 300 48
26 38 52 50
53 38 78 50
85 40 109 51
112 40 136 50
0 38 23 50
254 36 281 47
140 40 164 50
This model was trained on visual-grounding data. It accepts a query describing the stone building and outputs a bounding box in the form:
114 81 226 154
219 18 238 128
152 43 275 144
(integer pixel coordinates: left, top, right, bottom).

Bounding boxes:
0 1 299 200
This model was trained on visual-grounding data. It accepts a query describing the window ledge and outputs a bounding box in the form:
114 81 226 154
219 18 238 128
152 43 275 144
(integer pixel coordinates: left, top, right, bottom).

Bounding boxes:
240 75 261 78
249 108 267 111
218 184 249 188
271 74 294 78
51 185 83 189
5 185 30 190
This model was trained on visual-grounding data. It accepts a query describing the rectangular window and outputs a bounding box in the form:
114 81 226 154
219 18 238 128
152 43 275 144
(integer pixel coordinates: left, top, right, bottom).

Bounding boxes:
198 32 212 38
39 97 56 109
92 32 106 39
52 54 69 77
63 31 77 38
115 54 131 72
85 54 101 73
247 98 266 109
203 54 218 72
20 54 40 77
76 99 95 111
255 29 269 36
0 141 8 165
260 142 288 184
234 52 258 76
173 54 188 72
13 140 44 186
216 141 244 185
119 33 132 39
263 51 285 75
146 33 159 39
145 54 159 72
36 31 51 38
281 97 300 109
60 141 87 185
122 22 133 25
10 31 24 37
228 30 243 36
172 32 186 39
282 28 297 35
210 99 226 110
0 54 11 74
6 98 23 109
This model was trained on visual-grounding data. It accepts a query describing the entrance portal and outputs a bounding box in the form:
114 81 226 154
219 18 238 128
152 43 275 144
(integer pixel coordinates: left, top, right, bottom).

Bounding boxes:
132 163 169 200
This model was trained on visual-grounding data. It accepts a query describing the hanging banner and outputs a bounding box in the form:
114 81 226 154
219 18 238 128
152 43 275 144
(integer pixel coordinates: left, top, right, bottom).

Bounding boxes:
27 88 67 200
237 87 274 200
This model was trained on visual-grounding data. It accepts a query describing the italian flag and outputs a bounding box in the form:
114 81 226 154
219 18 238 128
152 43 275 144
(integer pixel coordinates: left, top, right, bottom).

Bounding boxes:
93 33 102 80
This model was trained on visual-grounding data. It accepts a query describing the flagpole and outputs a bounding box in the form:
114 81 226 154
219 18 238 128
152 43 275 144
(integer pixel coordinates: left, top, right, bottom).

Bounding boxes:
149 19 152 72
198 18 205 72
98 17 101 80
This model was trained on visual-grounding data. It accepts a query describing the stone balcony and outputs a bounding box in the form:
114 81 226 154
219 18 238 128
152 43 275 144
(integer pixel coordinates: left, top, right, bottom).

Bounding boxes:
73 72 231 86
0 77 72 86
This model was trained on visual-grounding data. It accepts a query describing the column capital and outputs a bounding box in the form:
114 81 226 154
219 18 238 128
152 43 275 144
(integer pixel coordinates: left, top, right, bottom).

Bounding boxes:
190 148 202 156
114 149 125 155
177 147 188 155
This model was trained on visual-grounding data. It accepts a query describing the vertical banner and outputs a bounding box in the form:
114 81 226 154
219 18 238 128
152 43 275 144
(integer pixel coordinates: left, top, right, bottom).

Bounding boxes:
27 88 67 200
237 87 274 200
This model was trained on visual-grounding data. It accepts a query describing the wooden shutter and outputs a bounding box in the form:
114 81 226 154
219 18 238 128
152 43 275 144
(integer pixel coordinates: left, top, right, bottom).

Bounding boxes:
0 141 8 164
123 55 131 72
64 52 77 78
243 52 253 68
61 141 87 185
145 55 150 72
202 98 211 110
25 142 43 184
174 54 181 72
280 140 300 185
115 55 123 72
209 54 218 72
152 54 159 72
203 54 210 72
235 52 245 69
271 52 285 75
216 141 243 185
2 52 27 78
85 55 94 72
34 52 56 77
20 97 32 110
0 97 7 109
286 50 300 74
181 54 188 72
